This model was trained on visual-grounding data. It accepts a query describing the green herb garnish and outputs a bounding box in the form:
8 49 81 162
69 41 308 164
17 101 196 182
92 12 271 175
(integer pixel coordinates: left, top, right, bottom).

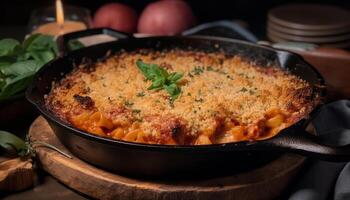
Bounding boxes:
124 100 134 107
136 60 183 101
0 130 71 158
192 67 204 75
0 34 58 100
206 66 214 71
132 109 141 114
240 87 248 92
136 91 145 97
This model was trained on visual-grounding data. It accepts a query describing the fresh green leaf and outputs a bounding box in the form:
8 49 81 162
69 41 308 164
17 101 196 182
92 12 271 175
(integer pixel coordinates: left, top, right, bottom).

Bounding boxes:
29 50 55 64
192 67 204 75
0 73 34 100
164 83 181 100
24 34 56 52
22 34 42 50
0 130 28 156
147 77 165 90
136 91 145 97
136 59 153 80
136 60 183 101
168 72 183 83
0 34 58 101
1 60 40 76
0 39 21 57
0 57 15 68
68 39 85 51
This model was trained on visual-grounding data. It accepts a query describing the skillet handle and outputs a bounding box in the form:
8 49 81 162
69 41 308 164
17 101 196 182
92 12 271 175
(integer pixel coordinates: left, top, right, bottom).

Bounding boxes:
261 128 350 162
57 28 131 54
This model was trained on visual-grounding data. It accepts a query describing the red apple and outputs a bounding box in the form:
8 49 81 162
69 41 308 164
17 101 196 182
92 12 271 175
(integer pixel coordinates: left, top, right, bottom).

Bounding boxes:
93 3 138 33
138 0 196 35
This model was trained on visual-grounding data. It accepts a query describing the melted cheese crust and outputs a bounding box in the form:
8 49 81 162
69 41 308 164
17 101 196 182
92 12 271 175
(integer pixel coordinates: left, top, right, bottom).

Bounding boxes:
45 49 317 145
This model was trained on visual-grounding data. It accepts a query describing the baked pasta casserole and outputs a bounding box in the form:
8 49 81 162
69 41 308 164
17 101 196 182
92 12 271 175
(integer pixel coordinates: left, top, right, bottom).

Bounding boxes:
45 49 318 145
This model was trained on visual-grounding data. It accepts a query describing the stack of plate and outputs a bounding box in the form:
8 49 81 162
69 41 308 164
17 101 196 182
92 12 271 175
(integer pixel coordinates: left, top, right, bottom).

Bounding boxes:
267 4 350 48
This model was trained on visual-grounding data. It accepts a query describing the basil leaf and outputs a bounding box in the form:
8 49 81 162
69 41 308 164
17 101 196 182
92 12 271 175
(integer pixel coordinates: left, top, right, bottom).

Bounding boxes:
0 39 21 56
164 83 181 100
29 50 55 64
0 60 41 76
168 72 183 83
0 130 27 156
136 60 153 80
0 57 14 69
25 34 55 51
136 60 183 101
147 77 165 90
0 34 58 101
22 34 42 49
0 73 34 100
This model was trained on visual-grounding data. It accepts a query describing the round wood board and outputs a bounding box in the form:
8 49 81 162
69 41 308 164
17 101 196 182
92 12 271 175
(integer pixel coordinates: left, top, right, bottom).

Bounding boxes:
29 116 306 200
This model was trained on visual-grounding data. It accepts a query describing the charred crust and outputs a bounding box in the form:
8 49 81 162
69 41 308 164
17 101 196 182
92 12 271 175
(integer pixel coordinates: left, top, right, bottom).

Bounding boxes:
73 94 95 109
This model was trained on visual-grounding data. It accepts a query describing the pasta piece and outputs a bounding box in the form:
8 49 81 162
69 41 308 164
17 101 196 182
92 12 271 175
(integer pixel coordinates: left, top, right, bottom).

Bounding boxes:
98 113 114 129
195 135 212 145
110 128 125 139
123 130 139 142
266 114 284 128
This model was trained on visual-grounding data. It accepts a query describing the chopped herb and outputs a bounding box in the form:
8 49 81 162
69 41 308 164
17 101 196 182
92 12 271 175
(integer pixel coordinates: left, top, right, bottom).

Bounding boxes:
206 66 214 71
249 90 255 95
136 60 183 101
188 72 194 78
187 92 192 96
240 87 248 92
195 98 204 103
132 109 141 114
136 92 145 97
124 101 134 107
218 70 227 75
192 67 204 75
135 118 143 122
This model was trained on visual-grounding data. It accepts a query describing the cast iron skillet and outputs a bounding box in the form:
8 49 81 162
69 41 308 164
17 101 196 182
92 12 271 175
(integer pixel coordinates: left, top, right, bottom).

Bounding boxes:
26 29 350 177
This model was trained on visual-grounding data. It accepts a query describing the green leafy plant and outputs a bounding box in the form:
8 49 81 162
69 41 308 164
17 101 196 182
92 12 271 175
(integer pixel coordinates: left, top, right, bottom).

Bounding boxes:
0 130 71 158
136 60 183 101
0 34 58 100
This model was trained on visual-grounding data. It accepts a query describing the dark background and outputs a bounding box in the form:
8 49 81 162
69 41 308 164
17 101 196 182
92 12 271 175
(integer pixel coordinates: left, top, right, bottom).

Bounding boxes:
1 0 349 26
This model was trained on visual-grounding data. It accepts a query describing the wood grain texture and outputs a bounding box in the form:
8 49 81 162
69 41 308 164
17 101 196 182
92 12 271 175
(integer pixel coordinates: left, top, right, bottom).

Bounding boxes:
0 157 34 191
28 116 306 200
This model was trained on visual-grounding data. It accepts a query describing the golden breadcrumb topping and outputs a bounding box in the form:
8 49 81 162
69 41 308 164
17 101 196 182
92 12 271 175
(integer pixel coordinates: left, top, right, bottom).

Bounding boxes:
45 49 317 145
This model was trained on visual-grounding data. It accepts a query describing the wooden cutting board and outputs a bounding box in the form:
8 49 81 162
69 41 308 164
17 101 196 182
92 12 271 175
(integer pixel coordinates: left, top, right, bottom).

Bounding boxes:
28 116 306 200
